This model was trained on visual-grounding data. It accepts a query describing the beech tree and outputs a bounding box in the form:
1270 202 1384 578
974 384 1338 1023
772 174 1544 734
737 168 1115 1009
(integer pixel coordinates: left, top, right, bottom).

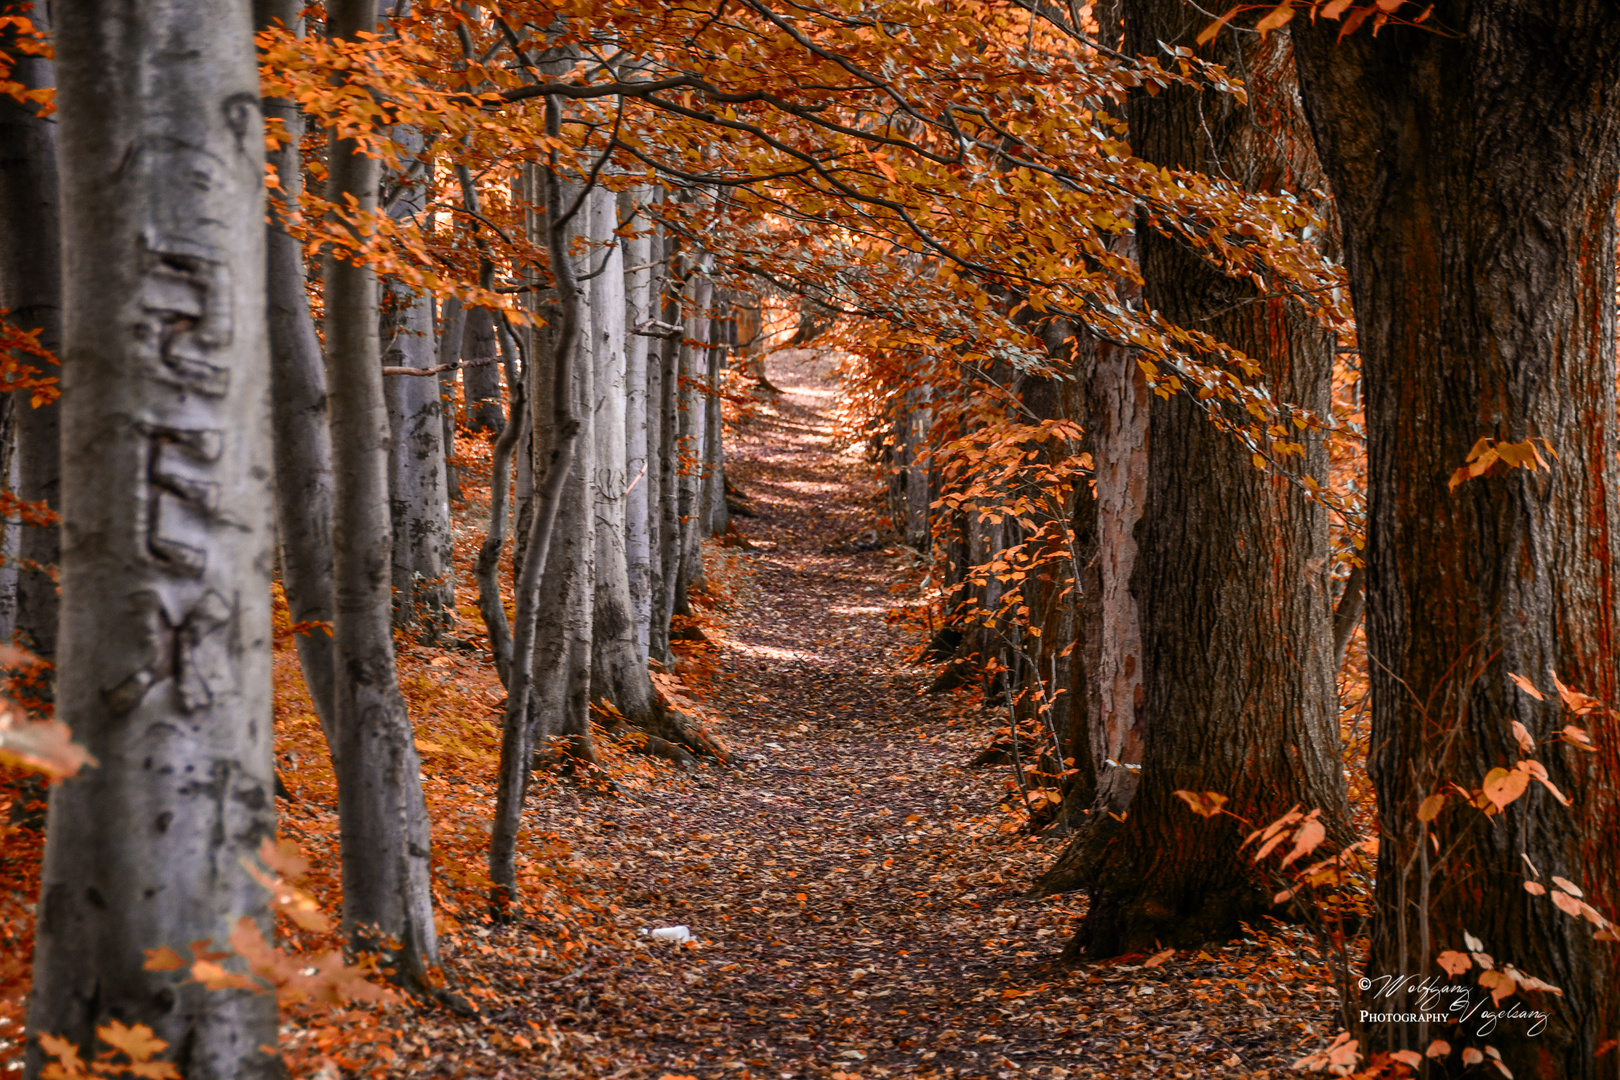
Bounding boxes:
322 0 439 982
26 2 279 1074
0 0 58 678
1294 4 1620 1072
256 0 337 738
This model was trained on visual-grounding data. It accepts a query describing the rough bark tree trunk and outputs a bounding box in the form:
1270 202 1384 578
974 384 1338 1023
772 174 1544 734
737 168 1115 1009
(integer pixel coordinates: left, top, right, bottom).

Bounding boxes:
254 0 336 741
1071 7 1350 957
1295 8 1620 1073
321 0 439 985
702 315 728 538
26 3 280 1074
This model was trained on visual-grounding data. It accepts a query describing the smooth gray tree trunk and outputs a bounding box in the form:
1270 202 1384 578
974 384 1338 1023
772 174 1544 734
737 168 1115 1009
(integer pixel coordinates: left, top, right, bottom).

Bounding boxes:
650 252 682 664
382 129 454 641
490 132 587 906
322 0 439 984
530 183 598 761
255 0 336 741
27 3 279 1074
673 268 712 614
588 189 657 725
701 310 728 538
0 0 60 677
462 306 503 433
621 190 654 664
436 294 466 503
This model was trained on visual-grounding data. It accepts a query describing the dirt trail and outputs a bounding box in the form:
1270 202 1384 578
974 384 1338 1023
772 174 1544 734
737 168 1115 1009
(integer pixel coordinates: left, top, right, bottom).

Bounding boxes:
516 351 1330 1080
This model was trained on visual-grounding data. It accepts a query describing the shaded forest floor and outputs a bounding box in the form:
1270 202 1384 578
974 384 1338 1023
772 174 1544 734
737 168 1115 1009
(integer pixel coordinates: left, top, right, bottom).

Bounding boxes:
0 350 1348 1078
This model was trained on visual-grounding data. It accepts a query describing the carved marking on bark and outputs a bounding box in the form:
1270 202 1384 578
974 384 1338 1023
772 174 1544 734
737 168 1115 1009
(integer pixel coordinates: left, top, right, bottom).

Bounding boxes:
102 589 235 716
139 424 224 575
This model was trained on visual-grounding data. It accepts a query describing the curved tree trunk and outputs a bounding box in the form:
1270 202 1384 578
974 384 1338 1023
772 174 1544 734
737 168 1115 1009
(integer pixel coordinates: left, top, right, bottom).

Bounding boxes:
1070 6 1350 958
254 0 336 741
26 3 279 1074
489 116 584 907
322 0 439 985
1294 8 1620 1074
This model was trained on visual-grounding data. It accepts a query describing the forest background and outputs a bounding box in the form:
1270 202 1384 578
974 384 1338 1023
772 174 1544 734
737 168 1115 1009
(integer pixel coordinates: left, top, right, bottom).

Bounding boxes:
0 1 1616 1079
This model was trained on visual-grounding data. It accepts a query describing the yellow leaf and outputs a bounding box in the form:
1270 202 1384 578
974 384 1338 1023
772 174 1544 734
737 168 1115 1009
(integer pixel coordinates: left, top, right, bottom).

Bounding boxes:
1254 3 1295 36
142 946 185 972
1435 950 1471 976
1174 790 1229 818
96 1021 170 1066
1425 1039 1452 1058
1143 947 1174 968
1506 672 1544 701
1417 793 1445 822
1480 766 1530 812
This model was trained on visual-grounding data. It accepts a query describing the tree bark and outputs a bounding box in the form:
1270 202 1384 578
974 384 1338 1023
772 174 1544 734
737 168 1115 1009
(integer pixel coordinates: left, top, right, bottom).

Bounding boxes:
702 309 729 538
322 0 439 984
1294 7 1620 1073
588 189 659 727
651 256 683 664
622 190 655 664
488 125 587 906
26 3 279 1074
254 0 336 741
673 268 712 613
0 0 59 681
1071 6 1350 958
462 306 504 433
437 295 466 502
474 316 526 686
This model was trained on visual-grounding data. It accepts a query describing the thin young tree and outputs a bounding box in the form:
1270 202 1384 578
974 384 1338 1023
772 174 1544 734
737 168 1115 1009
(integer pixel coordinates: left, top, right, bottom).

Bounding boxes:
322 0 440 983
26 2 279 1074
255 0 337 739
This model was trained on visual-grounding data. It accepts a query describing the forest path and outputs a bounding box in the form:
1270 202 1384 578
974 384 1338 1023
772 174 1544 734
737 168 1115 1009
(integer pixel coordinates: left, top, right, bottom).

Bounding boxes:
516 350 1321 1080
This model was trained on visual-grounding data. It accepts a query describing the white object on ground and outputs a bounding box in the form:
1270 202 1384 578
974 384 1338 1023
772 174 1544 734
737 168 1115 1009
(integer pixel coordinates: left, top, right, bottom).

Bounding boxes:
640 925 693 943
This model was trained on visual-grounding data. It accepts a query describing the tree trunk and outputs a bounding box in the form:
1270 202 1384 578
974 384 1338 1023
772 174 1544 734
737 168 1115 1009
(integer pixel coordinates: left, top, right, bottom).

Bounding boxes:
255 0 336 741
673 268 712 613
474 318 526 686
1294 8 1620 1073
489 120 584 908
26 3 279 1074
622 190 655 664
1071 7 1349 958
322 0 439 984
651 258 682 664
0 0 59 681
529 181 599 763
702 313 728 538
589 189 659 727
437 298 464 502
462 306 503 433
